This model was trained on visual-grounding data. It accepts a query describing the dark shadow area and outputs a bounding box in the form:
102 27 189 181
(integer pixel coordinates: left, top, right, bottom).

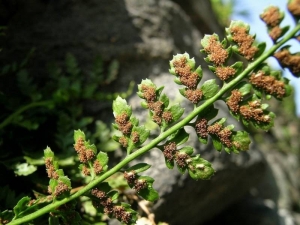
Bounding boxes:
203 154 281 225
0 0 143 210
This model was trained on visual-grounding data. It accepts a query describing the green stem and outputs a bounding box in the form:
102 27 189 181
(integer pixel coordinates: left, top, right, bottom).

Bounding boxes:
0 100 54 130
8 23 300 225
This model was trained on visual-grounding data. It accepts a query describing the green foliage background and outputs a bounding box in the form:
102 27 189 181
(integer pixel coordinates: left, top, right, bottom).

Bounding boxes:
0 48 133 221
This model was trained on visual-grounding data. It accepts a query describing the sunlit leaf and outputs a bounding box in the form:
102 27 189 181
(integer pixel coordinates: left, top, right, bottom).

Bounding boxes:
132 126 150 145
14 163 37 176
235 81 252 96
231 131 251 151
112 96 132 117
165 158 174 169
160 94 169 108
74 129 86 142
252 111 275 130
212 138 222 152
130 116 139 127
44 147 54 158
13 196 31 217
59 176 71 188
254 42 266 58
97 152 109 171
198 136 208 144
179 146 194 156
231 61 244 75
107 190 119 202
85 142 97 155
201 34 220 49
169 104 184 122
201 79 219 99
188 155 215 180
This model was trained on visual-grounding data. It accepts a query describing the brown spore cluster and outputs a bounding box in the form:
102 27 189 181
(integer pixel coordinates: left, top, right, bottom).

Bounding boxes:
163 141 191 168
172 56 203 103
119 136 128 148
172 56 200 89
148 101 164 116
196 118 234 148
260 6 282 41
74 137 103 175
260 6 281 27
195 118 209 138
215 66 236 81
204 36 229 65
133 179 148 192
230 26 258 60
124 171 136 184
82 165 90 176
45 157 70 196
175 152 189 168
226 89 243 113
207 123 233 147
274 49 300 75
185 89 203 104
288 0 300 16
163 142 177 162
240 100 270 123
131 131 140 144
91 188 132 224
45 158 59 179
115 113 132 135
141 84 173 124
141 84 157 102
54 181 70 196
249 71 286 98
226 90 271 124
162 111 173 123
269 26 283 41
124 171 148 192
202 35 237 80
115 112 140 147
93 160 103 174
74 137 95 163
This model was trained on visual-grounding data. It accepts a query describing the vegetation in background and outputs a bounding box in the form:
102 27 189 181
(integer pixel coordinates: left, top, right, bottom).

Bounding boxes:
0 50 133 223
210 0 249 26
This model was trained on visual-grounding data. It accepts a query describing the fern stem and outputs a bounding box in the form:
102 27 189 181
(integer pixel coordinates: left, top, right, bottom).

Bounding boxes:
0 100 54 130
7 22 300 225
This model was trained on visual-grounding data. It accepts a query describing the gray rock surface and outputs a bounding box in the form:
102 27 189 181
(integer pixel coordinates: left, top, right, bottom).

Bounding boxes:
205 150 300 225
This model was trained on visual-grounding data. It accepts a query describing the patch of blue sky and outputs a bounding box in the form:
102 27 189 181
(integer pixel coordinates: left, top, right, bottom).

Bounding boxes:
231 0 300 116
